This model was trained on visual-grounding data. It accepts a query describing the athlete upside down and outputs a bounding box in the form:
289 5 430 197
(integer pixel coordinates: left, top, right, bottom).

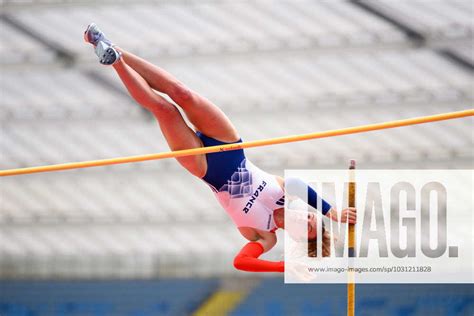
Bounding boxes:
84 24 357 273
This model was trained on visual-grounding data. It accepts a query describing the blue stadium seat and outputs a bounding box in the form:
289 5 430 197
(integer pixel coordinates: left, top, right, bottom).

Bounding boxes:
453 295 474 316
0 279 218 316
391 304 416 316
231 280 474 316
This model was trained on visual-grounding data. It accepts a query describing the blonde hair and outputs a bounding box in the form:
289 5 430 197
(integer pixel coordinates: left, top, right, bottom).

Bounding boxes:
308 226 331 257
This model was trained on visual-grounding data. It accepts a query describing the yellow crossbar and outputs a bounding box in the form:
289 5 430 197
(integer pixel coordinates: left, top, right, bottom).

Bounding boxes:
1 109 472 177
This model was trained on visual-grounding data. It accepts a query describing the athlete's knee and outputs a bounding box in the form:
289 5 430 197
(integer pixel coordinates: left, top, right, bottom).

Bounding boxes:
138 93 174 115
169 82 194 106
151 103 179 122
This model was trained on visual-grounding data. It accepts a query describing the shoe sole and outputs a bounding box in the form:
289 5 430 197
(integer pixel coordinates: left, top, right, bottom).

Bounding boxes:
100 47 118 65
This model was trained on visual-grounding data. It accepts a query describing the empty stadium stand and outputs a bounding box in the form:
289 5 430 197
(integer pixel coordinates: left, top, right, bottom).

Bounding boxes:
0 279 219 316
0 278 472 315
231 278 474 316
358 0 472 42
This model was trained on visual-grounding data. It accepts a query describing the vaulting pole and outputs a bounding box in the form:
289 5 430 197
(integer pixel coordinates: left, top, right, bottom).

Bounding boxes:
0 109 472 176
347 159 356 316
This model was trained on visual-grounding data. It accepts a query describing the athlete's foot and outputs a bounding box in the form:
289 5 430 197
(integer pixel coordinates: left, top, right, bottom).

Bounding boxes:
84 23 112 46
84 23 120 65
95 41 121 65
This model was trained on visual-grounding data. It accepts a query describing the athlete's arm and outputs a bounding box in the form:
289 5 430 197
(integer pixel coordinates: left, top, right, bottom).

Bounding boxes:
233 234 284 273
284 177 357 224
284 177 332 214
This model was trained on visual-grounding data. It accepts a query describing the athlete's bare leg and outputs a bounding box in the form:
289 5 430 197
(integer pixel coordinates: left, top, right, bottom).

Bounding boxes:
112 58 206 177
116 48 240 143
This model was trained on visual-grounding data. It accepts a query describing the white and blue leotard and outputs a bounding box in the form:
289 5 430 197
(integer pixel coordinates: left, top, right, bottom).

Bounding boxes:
197 132 284 231
196 132 332 232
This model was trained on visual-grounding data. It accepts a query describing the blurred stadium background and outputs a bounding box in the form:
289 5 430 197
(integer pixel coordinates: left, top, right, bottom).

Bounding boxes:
0 0 473 315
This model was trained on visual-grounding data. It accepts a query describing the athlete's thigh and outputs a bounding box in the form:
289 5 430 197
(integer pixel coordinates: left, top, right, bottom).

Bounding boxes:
180 93 240 143
151 103 207 178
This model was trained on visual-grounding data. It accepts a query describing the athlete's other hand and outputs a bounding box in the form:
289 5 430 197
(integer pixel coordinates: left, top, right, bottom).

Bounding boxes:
327 207 357 224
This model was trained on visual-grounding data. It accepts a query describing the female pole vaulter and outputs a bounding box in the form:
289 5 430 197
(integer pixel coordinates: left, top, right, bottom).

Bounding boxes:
84 23 356 273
